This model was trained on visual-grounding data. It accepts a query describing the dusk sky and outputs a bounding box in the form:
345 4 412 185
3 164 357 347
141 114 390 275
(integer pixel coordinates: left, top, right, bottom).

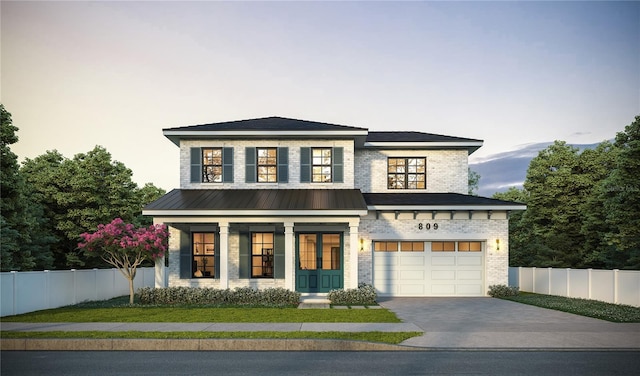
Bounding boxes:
2 1 638 192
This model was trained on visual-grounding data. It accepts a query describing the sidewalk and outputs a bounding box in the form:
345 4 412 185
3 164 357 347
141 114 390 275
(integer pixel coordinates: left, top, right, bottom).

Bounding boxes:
2 297 639 351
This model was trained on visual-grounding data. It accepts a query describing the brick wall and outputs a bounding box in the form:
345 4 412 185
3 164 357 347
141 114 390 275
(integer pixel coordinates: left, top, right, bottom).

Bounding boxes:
180 139 355 190
354 149 469 194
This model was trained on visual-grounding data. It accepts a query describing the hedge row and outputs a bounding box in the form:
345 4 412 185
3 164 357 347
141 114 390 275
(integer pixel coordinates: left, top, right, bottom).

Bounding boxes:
328 283 377 305
136 287 301 307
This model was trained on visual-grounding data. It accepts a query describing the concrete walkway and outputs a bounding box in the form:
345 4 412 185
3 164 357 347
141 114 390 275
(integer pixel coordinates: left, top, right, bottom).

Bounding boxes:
2 297 639 351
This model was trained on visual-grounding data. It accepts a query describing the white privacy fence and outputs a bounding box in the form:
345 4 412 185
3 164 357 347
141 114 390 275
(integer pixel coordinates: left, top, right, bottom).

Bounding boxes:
1 267 156 317
509 267 640 307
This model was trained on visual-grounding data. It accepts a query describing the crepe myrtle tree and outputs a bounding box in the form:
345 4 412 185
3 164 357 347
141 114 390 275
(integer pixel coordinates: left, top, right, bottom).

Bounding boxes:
78 218 168 304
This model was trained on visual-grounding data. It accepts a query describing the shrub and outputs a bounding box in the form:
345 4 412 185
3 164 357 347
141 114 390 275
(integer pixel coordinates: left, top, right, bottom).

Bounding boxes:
136 287 300 307
487 284 519 298
328 283 377 305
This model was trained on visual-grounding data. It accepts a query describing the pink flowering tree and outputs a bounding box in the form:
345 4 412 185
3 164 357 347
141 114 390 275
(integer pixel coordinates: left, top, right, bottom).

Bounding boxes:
78 218 168 304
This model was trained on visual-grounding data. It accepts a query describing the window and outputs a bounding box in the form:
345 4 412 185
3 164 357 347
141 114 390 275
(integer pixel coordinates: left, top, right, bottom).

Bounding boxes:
431 241 455 252
257 148 277 183
193 233 215 277
252 233 274 278
312 148 332 182
388 157 426 189
202 148 223 183
400 241 424 252
458 241 482 252
374 241 398 252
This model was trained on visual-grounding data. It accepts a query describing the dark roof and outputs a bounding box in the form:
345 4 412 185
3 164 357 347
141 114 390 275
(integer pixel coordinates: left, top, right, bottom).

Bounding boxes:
163 117 368 132
366 131 482 143
363 193 525 208
143 189 368 214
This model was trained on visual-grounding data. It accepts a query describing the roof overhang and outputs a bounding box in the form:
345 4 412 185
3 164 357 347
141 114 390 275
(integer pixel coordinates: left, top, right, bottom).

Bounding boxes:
164 130 370 146
363 141 484 154
367 204 526 211
142 209 368 216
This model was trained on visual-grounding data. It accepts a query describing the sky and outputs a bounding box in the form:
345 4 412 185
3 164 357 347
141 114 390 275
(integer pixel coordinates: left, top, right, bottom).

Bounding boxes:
2 1 639 192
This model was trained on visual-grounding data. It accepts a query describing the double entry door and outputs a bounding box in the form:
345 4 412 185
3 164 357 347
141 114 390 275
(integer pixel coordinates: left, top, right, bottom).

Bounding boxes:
296 233 343 293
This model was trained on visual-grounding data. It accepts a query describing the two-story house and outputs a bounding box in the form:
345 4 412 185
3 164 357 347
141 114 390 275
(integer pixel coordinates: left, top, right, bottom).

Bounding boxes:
143 117 525 297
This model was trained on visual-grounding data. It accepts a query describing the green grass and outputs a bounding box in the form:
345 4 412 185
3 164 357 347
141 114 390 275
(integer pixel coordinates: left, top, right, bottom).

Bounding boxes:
1 296 401 323
501 292 640 323
0 331 422 344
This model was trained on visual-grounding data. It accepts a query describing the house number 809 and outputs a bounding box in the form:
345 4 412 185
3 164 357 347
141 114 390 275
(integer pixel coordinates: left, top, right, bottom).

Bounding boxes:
418 223 439 230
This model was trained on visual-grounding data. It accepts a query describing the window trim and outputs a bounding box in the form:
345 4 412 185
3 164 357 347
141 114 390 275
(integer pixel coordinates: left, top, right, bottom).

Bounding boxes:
192 232 216 278
256 147 278 183
202 148 223 183
387 157 426 190
251 232 275 278
311 147 333 183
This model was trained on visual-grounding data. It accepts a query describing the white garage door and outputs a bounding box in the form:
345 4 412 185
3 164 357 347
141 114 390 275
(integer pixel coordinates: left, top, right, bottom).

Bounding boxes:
373 241 485 297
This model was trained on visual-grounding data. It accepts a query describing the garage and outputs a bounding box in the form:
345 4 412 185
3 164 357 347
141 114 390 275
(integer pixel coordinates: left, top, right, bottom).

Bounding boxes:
373 240 485 296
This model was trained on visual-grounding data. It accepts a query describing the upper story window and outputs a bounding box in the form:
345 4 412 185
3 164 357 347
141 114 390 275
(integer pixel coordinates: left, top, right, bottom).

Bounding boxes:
300 147 343 184
245 147 288 183
191 147 233 183
387 157 426 189
257 148 277 183
312 148 333 182
202 148 223 183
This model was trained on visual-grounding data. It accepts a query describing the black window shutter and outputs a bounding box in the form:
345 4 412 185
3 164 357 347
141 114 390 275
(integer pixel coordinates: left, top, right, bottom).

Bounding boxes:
180 230 192 279
214 233 221 279
222 147 234 183
245 147 256 183
300 147 311 182
190 148 201 183
238 232 250 279
274 231 285 279
333 147 344 183
277 147 288 183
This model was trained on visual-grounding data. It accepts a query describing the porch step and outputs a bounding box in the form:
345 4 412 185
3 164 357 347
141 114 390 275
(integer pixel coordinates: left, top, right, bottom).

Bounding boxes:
298 295 331 309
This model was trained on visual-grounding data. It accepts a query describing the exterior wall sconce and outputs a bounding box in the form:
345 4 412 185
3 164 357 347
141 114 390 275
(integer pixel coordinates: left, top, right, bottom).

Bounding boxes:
496 239 500 251
360 238 364 252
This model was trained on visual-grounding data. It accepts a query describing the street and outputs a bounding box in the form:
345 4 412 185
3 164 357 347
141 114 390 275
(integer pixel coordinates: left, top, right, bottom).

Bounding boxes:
2 351 639 375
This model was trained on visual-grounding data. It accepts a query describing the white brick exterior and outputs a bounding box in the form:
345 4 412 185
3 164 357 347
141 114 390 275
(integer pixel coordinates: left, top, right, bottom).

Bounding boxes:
149 120 520 296
180 139 355 190
355 149 469 194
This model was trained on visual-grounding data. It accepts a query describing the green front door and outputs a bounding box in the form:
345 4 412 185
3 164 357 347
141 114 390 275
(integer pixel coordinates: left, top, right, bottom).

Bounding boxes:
296 233 343 293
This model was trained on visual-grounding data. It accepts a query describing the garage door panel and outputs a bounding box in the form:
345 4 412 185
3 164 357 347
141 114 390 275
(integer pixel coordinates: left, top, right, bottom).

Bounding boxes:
458 270 482 280
431 270 455 280
399 270 425 280
431 284 456 295
458 284 483 295
458 256 482 266
399 255 425 266
431 256 455 266
398 284 425 295
373 241 485 297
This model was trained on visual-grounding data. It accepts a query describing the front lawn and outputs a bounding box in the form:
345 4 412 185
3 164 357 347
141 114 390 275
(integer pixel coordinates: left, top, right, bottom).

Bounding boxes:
1 296 400 323
501 293 640 323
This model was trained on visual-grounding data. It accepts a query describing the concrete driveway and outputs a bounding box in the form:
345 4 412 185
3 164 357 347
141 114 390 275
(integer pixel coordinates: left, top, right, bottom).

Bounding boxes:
378 297 640 349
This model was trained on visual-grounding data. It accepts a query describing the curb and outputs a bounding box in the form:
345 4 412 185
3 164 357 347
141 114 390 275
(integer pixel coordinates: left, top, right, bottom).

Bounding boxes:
1 338 416 352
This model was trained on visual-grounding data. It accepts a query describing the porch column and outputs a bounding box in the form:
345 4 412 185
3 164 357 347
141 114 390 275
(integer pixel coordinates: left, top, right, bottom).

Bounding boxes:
154 256 166 288
154 219 166 288
284 222 294 291
349 222 360 289
219 222 229 289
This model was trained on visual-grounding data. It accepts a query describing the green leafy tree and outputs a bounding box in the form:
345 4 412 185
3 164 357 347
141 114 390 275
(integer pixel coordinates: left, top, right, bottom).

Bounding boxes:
600 116 640 268
468 168 480 196
0 104 54 271
21 146 165 269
